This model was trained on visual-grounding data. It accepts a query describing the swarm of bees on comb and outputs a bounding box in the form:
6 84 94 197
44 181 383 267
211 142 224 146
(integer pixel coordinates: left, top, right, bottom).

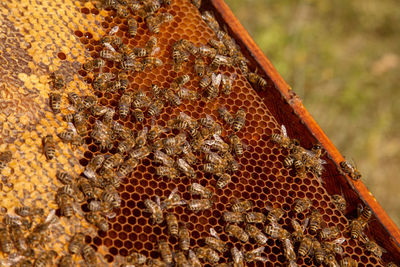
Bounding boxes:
0 0 398 266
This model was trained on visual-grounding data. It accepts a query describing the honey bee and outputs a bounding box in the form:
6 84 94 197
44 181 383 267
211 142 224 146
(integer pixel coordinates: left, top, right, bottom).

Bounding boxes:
130 108 144 123
126 251 147 265
33 250 57 267
156 166 179 180
100 35 122 47
151 84 163 98
216 173 231 189
14 206 43 218
340 160 362 180
324 253 339 267
363 237 386 258
204 72 221 100
218 105 234 125
127 18 137 37
180 39 199 55
231 247 244 267
42 135 56 160
9 224 28 253
195 246 220 264
172 74 190 89
307 209 321 234
182 142 197 166
297 235 313 257
68 233 85 254
221 73 236 95
190 182 213 199
202 162 225 175
58 254 73 267
100 48 123 62
349 218 367 239
152 150 173 167
118 91 133 119
245 224 268 245
83 58 105 71
225 224 249 242
230 198 253 212
265 206 285 224
201 11 220 32
77 178 95 199
312 239 326 264
323 237 346 255
55 192 74 218
83 154 104 180
293 198 312 213
101 153 124 174
144 197 163 224
340 256 358 267
176 158 196 178
82 244 97 265
291 218 308 242
211 54 232 70
121 58 143 71
205 227 226 253
387 262 398 267
270 124 299 150
208 39 226 54
191 0 201 8
166 213 178 236
49 92 62 113
146 36 159 55
101 187 121 208
188 198 212 213
244 246 267 263
332 194 347 212
132 91 151 108
174 251 190 267
247 72 267 88
49 72 65 90
142 56 163 70
199 74 212 90
358 204 372 222
0 150 12 171
245 212 266 224
158 239 173 264
265 222 290 240
118 157 139 178
147 99 164 117
229 134 244 156
282 238 296 262
198 45 217 58
194 57 206 77
178 224 190 251
319 226 340 240
223 211 244 223
177 87 199 101
164 88 182 106
135 127 148 148
231 108 246 132
82 95 97 110
86 212 110 232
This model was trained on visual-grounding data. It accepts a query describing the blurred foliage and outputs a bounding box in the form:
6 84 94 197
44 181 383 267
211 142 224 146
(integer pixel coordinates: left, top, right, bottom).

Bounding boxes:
225 0 400 226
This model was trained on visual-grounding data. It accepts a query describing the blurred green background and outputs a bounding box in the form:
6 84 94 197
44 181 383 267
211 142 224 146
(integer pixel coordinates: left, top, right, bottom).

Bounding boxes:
225 0 400 226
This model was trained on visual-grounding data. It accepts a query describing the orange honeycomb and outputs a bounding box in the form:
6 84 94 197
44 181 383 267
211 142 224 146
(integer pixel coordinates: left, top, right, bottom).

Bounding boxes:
69 0 394 266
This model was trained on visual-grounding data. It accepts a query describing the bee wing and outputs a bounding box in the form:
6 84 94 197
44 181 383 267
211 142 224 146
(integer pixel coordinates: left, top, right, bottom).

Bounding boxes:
254 256 268 262
211 73 222 87
332 237 346 245
179 111 192 121
109 25 119 35
302 217 310 231
103 42 117 53
251 246 265 255
44 209 56 224
150 46 161 56
155 196 161 206
288 260 298 267
168 187 179 199
281 124 287 137
209 227 219 238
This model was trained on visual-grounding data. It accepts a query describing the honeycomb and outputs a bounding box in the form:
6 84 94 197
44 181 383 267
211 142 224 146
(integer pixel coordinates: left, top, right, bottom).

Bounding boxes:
0 0 399 266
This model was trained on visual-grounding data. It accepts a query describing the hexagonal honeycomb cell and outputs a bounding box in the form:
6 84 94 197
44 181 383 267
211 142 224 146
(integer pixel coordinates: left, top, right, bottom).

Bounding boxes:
0 0 398 266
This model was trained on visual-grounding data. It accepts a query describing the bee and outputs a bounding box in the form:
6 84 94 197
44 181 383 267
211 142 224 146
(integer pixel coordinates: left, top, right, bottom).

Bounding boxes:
174 251 190 267
176 158 196 178
340 257 358 267
180 39 199 55
172 74 190 89
0 151 12 171
129 108 144 123
49 92 62 113
83 154 104 180
340 160 362 180
223 211 244 223
148 124 167 141
312 239 326 264
9 224 28 252
218 105 234 125
201 11 220 32
205 134 230 153
363 237 386 258
151 84 163 98
225 224 249 242
306 209 322 234
270 124 299 150
158 239 173 264
198 45 217 58
244 246 267 263
202 162 225 175
33 250 57 267
146 36 159 55
68 92 83 111
42 135 56 160
85 212 109 232
177 87 199 101
319 226 340 240
49 72 65 90
56 192 74 218
101 187 121 208
58 255 73 267
204 73 221 100
178 224 190 251
82 244 97 265
118 91 133 118
147 99 164 117
349 218 367 239
144 197 163 224
204 228 226 253
163 213 179 237
132 91 150 109
118 157 138 178
229 134 244 156
293 198 312 213
216 173 231 189
127 18 137 37
282 238 296 262
191 0 201 8
126 252 147 265
265 206 285 224
100 48 123 62
77 178 95 199
188 198 212 212
231 247 244 267
210 54 232 70
231 108 246 132
323 237 346 255
14 206 43 218
291 218 308 242
208 38 226 54
195 247 219 264
156 166 179 180
221 73 236 95
83 58 105 71
101 153 124 173
245 212 266 224
121 58 143 71
332 194 346 212
245 224 268 245
194 57 206 77
297 235 313 257
324 253 339 267
172 45 188 71
387 263 398 267
247 72 267 88
265 222 290 240
82 95 97 110
190 182 213 199
164 88 182 106
358 204 372 222
152 150 173 167
142 57 163 70
182 142 197 165
231 198 253 212
68 233 85 254
199 74 212 89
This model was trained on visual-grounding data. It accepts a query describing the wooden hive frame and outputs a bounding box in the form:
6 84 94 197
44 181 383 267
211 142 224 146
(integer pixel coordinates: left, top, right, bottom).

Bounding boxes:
205 0 400 261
